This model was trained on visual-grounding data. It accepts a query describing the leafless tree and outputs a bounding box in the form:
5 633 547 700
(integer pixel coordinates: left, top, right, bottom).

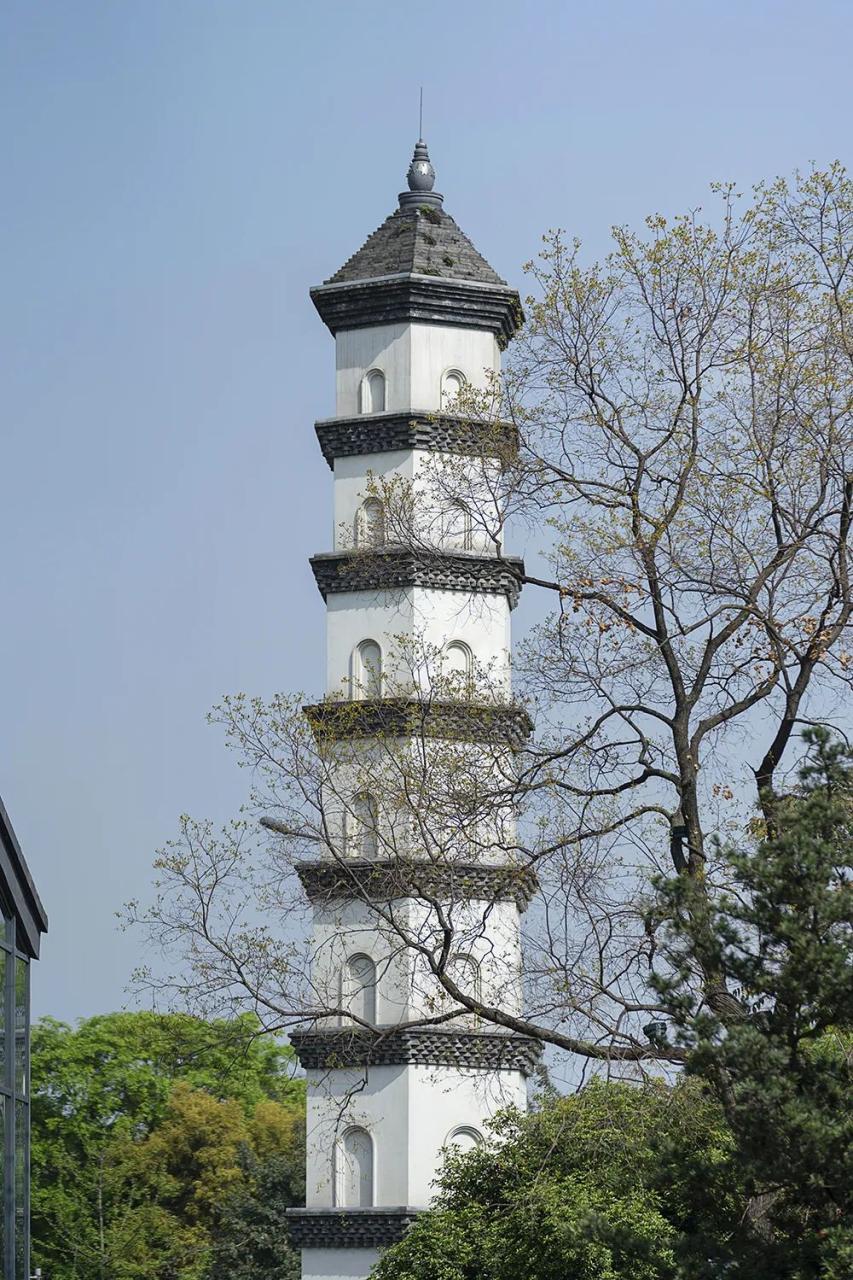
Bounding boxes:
128 164 853 1074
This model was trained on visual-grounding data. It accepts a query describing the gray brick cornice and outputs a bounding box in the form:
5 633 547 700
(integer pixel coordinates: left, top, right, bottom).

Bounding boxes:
286 1206 421 1250
314 410 517 469
290 1026 542 1075
309 550 524 609
295 858 538 912
311 274 523 348
303 697 533 748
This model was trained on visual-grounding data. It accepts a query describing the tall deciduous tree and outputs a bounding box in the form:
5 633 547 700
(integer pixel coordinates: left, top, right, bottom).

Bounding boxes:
31 1012 304 1280
129 164 853 1070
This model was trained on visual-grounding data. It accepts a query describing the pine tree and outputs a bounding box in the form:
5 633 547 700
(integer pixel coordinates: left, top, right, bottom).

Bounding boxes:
654 729 853 1278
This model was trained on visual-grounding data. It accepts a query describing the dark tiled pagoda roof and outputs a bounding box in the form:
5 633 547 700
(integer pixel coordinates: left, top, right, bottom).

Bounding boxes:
311 139 523 347
325 206 507 287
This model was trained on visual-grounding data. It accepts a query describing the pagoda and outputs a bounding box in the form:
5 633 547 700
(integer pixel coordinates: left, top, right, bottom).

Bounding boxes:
286 139 537 1280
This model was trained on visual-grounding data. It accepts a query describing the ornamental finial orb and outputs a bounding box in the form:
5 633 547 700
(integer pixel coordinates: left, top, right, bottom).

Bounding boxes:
398 139 443 211
407 139 435 192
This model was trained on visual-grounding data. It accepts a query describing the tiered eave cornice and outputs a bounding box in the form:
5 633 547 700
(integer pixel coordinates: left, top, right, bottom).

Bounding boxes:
314 410 518 467
303 697 533 747
290 1026 542 1074
311 272 523 348
310 549 525 608
295 858 538 912
287 1207 421 1250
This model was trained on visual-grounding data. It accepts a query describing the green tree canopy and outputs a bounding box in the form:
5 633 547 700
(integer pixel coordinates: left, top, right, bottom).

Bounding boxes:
373 1079 742 1280
31 1011 304 1280
654 729 853 1278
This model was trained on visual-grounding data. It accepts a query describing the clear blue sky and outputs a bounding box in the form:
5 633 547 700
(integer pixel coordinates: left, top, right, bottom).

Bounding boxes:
1 0 850 1023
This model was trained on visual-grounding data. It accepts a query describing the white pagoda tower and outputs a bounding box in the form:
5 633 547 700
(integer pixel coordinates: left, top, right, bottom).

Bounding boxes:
286 140 538 1280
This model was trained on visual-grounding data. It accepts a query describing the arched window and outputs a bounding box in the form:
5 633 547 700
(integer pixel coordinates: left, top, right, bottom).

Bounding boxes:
361 369 386 414
355 497 385 548
347 792 379 859
445 1125 483 1155
336 1126 374 1207
444 500 473 551
444 641 473 696
344 953 377 1024
441 368 466 408
447 952 481 1002
352 640 382 699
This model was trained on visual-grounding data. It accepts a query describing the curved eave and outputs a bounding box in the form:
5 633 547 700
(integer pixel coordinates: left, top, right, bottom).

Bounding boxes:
310 272 524 349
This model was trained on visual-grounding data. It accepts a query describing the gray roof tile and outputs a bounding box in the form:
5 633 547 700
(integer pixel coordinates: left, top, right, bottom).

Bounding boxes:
326 206 507 287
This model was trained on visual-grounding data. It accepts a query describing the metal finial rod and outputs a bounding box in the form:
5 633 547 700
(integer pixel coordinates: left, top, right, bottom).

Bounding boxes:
419 87 423 140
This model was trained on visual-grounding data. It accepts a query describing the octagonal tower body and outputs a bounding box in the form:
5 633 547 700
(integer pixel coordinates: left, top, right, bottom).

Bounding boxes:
287 142 534 1280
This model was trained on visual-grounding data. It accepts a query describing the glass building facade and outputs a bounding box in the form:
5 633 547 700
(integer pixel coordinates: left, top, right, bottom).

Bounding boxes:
0 799 46 1280
0 905 30 1279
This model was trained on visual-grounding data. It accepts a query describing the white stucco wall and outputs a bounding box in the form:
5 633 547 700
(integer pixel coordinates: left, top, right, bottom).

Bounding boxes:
333 449 503 557
305 1062 526 1210
302 1247 382 1280
303 293 521 1280
335 323 499 417
325 587 511 699
332 449 412 550
307 894 523 1029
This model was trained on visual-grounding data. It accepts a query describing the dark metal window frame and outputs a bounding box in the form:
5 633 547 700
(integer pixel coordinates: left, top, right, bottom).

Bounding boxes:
0 895 30 1280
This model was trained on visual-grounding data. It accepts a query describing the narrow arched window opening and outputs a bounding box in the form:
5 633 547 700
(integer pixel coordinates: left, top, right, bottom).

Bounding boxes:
352 640 382 700
336 1126 374 1207
347 792 379 859
361 369 386 414
445 1125 483 1155
355 497 385 548
444 641 473 697
447 952 481 1002
441 368 466 408
344 953 377 1024
444 500 473 552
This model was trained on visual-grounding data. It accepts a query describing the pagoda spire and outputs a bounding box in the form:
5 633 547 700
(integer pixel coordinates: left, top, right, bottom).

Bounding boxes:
399 137 443 210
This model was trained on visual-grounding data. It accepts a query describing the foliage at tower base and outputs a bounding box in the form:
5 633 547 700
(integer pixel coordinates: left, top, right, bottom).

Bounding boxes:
30 1011 304 1280
374 731 852 1280
652 729 853 1279
371 1080 742 1280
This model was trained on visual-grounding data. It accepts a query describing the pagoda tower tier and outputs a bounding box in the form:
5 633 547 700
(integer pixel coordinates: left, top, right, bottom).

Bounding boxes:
287 140 533 1280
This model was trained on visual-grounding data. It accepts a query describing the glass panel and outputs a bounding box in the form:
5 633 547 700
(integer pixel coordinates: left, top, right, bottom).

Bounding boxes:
15 1100 26 1280
14 962 27 1098
0 1096 5 1267
0 952 6 1089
